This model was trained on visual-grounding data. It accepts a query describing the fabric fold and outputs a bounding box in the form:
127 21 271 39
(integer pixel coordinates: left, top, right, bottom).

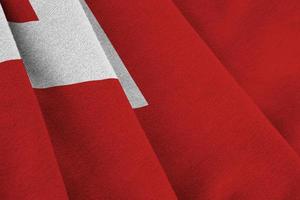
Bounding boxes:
1 0 300 199
173 0 300 155
85 0 300 199
1 0 177 199
0 4 69 199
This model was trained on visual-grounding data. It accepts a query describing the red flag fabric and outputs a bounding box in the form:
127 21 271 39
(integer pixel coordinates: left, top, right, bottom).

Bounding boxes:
85 1 300 199
1 0 300 199
1 1 176 199
173 0 300 154
0 6 68 198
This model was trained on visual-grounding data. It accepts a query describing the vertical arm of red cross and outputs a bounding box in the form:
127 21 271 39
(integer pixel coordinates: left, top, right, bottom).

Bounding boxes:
1 0 38 22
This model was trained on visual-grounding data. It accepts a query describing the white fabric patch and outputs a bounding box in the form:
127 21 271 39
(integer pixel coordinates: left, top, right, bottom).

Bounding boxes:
9 0 117 88
0 5 20 63
79 0 148 108
8 0 147 109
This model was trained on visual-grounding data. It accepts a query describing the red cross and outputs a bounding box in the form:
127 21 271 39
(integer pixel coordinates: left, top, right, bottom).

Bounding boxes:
1 0 38 22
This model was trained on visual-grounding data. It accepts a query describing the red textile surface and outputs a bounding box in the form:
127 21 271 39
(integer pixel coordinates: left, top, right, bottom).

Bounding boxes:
173 0 300 154
86 0 300 199
0 60 68 199
1 0 38 22
35 80 177 199
0 0 300 199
